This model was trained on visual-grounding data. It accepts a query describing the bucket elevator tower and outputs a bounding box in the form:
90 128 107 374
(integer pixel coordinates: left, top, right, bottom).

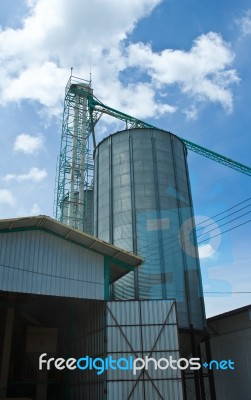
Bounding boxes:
55 76 94 231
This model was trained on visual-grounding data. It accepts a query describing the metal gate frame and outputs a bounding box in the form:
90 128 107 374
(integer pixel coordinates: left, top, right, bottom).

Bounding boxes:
105 300 184 400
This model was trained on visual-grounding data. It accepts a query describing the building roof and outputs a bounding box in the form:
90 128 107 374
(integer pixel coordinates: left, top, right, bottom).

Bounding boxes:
0 215 143 283
207 304 251 322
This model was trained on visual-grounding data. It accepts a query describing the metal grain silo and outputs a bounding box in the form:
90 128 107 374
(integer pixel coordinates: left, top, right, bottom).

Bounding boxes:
94 128 206 331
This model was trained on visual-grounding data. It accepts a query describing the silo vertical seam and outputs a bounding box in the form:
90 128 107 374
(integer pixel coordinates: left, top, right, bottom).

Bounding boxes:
151 132 167 299
108 136 113 243
129 130 138 299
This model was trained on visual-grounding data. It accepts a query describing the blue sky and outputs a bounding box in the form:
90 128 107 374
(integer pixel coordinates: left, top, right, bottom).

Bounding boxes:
0 0 250 317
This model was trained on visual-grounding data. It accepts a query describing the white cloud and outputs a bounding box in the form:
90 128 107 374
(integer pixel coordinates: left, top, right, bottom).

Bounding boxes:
14 133 44 154
236 9 251 37
126 32 239 112
15 202 43 218
0 0 163 118
0 189 16 207
6 63 68 117
0 0 239 120
3 167 47 182
104 82 177 119
30 203 41 215
183 105 198 121
198 243 216 259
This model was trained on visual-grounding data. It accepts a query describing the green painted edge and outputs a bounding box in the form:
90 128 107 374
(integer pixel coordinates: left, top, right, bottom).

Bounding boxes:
104 257 110 300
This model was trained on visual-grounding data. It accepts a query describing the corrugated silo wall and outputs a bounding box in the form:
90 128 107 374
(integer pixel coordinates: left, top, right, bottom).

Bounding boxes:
94 128 206 331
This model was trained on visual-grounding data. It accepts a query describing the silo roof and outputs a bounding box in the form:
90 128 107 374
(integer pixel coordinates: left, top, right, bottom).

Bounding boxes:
0 215 143 282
